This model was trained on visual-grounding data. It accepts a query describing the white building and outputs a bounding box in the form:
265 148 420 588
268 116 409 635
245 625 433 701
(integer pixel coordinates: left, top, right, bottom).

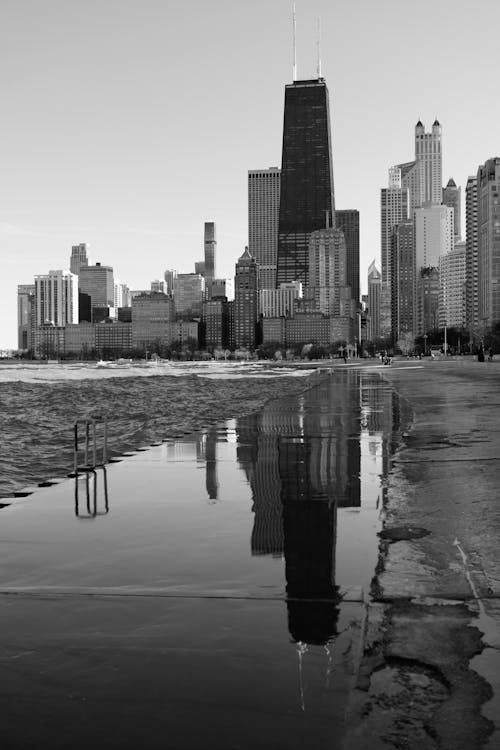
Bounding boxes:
414 204 454 269
248 167 281 290
34 270 78 327
439 241 466 328
259 282 302 318
114 279 131 310
415 119 442 206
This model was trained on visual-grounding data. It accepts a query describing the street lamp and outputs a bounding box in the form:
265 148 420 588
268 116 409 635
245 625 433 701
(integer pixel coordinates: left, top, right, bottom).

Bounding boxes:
424 334 428 356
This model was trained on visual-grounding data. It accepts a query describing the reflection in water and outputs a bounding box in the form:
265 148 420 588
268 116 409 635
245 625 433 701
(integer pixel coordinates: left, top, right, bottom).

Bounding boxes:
74 466 109 518
195 371 399 649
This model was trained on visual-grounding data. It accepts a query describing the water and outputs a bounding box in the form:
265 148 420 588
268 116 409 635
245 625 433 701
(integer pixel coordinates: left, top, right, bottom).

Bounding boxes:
0 361 311 498
0 367 401 749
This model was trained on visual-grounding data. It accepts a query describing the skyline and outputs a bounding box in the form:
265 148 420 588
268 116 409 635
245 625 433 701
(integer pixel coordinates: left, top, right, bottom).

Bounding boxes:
2 0 500 348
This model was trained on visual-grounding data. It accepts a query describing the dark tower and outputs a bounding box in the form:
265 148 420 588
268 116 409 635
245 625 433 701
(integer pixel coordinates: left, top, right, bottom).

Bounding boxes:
276 78 335 287
336 209 360 304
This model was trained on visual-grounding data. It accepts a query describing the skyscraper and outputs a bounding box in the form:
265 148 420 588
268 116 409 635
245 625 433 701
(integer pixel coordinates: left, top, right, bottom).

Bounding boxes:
336 209 360 303
78 263 114 309
439 241 466 328
367 261 381 340
17 284 35 350
34 270 78 327
70 243 89 276
415 120 442 205
391 220 415 342
248 167 281 290
465 176 479 330
276 78 335 287
414 204 454 269
307 227 349 316
380 180 409 338
204 222 217 284
477 157 500 327
234 247 258 348
443 178 461 239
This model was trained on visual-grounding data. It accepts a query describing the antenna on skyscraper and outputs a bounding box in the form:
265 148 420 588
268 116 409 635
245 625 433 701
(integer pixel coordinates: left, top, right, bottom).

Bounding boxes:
316 17 322 79
292 2 297 81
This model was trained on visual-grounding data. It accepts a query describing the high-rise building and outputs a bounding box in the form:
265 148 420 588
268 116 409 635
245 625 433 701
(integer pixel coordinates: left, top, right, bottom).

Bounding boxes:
234 247 258 348
367 261 381 340
17 284 35 350
202 298 229 349
248 167 281 290
307 227 349 316
114 280 131 310
276 78 335 287
173 273 205 318
70 243 89 276
164 269 177 296
34 270 78 327
415 119 442 205
477 157 500 327
131 292 174 350
259 282 302 319
151 279 167 294
416 267 440 336
204 222 217 284
439 241 466 328
78 263 114 308
442 178 461 239
395 161 421 216
380 182 409 337
336 209 360 303
391 220 415 342
465 176 479 330
210 278 234 301
414 204 454 269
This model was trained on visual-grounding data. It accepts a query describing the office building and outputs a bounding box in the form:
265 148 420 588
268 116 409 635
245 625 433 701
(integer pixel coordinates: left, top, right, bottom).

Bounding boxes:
414 204 454 269
276 78 335 287
439 241 466 328
259 282 302 319
443 178 461 239
394 160 421 216
70 243 89 276
416 267 440 336
210 278 234 301
367 261 381 340
131 292 174 350
65 323 95 357
234 247 258 349
248 167 281 290
34 270 78 327
380 181 409 337
78 263 114 313
173 273 205 318
204 222 217 284
415 119 442 205
95 321 132 354
476 157 500 327
164 269 177 295
202 298 229 349
114 280 131 310
465 176 479 330
391 220 415 342
151 279 167 294
17 284 35 350
307 227 349 316
336 209 360 303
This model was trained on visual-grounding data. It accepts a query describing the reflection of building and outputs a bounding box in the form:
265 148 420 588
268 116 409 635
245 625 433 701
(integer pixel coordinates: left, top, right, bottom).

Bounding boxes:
197 428 219 501
236 373 365 644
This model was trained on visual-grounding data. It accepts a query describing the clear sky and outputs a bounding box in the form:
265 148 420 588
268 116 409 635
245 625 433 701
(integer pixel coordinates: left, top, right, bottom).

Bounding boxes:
1 0 499 348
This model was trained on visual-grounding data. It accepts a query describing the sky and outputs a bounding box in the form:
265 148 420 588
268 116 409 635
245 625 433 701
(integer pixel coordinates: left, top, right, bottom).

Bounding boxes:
1 0 500 348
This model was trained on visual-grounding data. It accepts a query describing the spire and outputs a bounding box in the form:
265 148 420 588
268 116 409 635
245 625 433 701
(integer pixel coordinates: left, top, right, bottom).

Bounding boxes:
292 2 297 82
446 177 457 188
316 17 322 79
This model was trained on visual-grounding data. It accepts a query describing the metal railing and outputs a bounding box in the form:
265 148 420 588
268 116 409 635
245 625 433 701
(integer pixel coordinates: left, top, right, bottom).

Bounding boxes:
73 417 108 473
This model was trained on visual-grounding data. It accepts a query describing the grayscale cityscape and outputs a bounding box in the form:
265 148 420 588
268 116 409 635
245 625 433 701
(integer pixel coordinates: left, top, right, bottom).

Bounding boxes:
1 1 500 749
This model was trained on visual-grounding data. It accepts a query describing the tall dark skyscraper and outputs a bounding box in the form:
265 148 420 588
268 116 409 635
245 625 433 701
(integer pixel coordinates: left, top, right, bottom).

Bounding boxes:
336 209 360 303
204 222 216 283
276 78 335 287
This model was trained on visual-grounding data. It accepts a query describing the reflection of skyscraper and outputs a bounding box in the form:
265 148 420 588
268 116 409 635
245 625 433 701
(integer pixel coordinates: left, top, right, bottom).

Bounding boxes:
276 78 335 287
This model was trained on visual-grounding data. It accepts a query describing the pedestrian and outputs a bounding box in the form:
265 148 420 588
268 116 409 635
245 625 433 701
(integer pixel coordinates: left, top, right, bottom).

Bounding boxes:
489 347 494 362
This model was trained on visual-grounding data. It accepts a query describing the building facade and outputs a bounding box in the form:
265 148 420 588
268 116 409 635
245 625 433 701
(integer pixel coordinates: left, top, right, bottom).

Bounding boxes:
415 119 442 206
17 284 35 350
367 261 381 340
416 267 440 336
78 263 114 312
131 292 175 349
204 222 217 284
442 177 461 239
234 247 258 349
202 298 229 349
414 204 454 269
477 157 500 328
69 243 89 276
336 209 360 304
259 282 302 319
439 241 466 328
276 78 335 287
380 183 409 337
34 270 78 327
173 273 205 318
307 228 349 316
465 175 479 331
391 220 415 342
248 167 281 290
